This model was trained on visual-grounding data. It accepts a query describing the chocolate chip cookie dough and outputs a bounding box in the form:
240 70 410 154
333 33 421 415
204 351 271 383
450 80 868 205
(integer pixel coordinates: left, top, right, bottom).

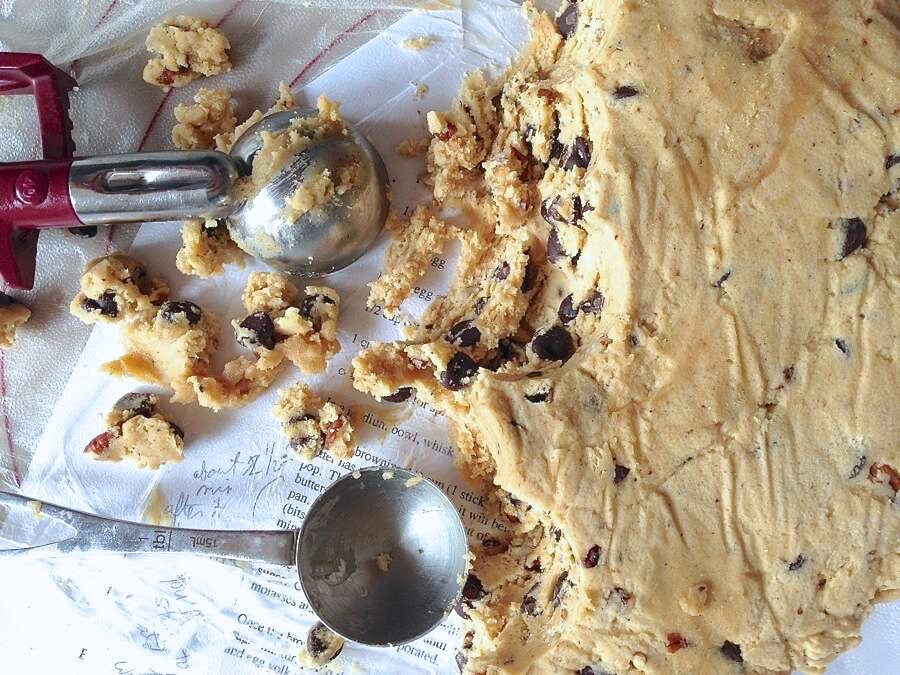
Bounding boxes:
70 254 169 324
298 621 344 669
172 88 236 151
84 393 184 469
175 218 245 278
354 1 900 673
273 382 354 461
0 293 30 349
142 16 231 89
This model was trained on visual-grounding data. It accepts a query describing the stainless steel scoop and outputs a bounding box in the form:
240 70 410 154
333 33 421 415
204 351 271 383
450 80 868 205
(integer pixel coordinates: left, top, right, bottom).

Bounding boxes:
69 108 389 277
0 467 468 646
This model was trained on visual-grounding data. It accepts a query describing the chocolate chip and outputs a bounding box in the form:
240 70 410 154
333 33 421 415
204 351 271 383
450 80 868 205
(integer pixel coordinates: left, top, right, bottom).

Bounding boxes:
238 311 275 350
520 255 538 292
576 668 596 675
550 571 570 607
532 326 575 363
474 297 487 315
306 622 342 662
886 154 899 170
583 545 601 568
382 387 413 403
541 196 564 225
521 583 540 616
0 292 16 308
462 631 474 650
572 196 592 224
447 319 481 347
299 293 335 332
612 85 640 100
787 554 806 571
493 261 510 280
168 422 185 440
849 454 867 479
550 525 562 542
480 338 517 372
783 365 795 382
720 641 743 663
666 632 688 653
440 352 479 391
83 291 119 317
579 290 604 316
68 225 98 238
481 537 508 555
547 227 568 265
834 338 850 356
455 651 467 672
840 217 867 259
563 136 591 170
462 573 486 601
84 431 113 455
492 92 503 112
558 294 579 324
613 465 630 484
713 270 731 287
556 0 578 38
113 393 155 419
160 301 202 325
524 388 551 403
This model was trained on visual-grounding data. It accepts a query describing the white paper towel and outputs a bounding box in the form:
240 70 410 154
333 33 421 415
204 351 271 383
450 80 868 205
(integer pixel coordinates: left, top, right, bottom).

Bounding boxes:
0 1 897 673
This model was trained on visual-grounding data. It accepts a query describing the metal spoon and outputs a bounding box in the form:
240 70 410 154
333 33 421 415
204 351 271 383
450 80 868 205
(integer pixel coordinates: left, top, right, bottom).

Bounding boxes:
0 467 468 646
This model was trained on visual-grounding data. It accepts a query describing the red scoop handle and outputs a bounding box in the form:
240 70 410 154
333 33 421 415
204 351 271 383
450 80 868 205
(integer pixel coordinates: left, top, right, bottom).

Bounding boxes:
0 53 79 290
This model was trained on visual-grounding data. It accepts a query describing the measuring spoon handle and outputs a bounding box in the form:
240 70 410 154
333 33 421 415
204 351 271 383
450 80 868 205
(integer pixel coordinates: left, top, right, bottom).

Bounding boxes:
0 491 296 566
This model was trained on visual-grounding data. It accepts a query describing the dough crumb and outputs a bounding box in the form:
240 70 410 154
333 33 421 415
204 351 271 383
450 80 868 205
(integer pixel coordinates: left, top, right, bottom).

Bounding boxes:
273 383 354 461
28 500 42 520
367 206 453 317
176 218 245 278
298 622 344 668
172 88 235 150
382 470 395 480
142 16 231 90
400 36 434 51
0 293 31 349
373 552 392 572
84 392 184 469
352 470 362 479
70 254 169 325
404 475 424 488
395 137 430 158
414 82 429 99
143 485 174 527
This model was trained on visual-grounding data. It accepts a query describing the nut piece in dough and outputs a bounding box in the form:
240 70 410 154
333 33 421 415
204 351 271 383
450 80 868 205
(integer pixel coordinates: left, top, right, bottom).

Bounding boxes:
298 621 344 668
176 218 245 278
273 382 354 460
142 16 231 89
172 88 236 150
70 254 169 325
84 392 184 469
0 293 31 349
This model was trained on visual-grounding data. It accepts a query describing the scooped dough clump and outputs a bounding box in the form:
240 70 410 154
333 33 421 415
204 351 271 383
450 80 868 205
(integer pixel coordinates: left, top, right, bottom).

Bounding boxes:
273 382 354 461
353 1 900 673
0 293 31 349
142 16 231 89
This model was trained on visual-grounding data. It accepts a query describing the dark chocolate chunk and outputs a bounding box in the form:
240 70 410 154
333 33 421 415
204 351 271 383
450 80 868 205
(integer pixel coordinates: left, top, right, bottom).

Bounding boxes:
382 387 413 403
524 388 551 403
447 319 481 347
480 338 517 372
713 270 731 287
583 545 601 568
787 554 806 571
521 583 540 616
558 294 579 324
840 217 867 259
572 195 592 224
440 352 479 390
168 422 185 440
612 85 640 100
238 311 276 350
849 454 867 479
68 225 98 238
462 573 486 601
579 290 605 316
525 557 542 572
550 571 570 606
720 641 743 663
613 464 630 484
493 261 511 280
306 622 342 662
886 154 899 170
532 325 576 363
556 0 578 38
783 365 795 382
547 227 568 265
541 196 564 225
455 651 467 672
462 631 474 650
576 668 596 675
160 301 202 325
474 297 487 315
834 338 850 356
563 136 591 170
83 291 119 318
113 392 155 419
521 255 538 292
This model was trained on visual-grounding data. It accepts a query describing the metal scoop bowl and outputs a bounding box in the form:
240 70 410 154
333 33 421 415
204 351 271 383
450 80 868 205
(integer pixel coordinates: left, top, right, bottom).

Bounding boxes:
0 467 468 646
